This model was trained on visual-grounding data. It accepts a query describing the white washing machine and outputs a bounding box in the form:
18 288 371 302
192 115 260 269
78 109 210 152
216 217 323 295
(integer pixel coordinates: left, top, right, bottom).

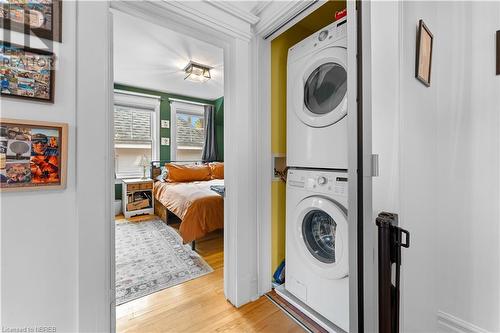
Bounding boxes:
285 168 349 332
287 19 348 170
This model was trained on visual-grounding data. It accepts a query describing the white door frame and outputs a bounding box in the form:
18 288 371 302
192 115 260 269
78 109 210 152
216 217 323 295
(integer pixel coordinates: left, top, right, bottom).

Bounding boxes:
109 0 261 306
77 1 261 331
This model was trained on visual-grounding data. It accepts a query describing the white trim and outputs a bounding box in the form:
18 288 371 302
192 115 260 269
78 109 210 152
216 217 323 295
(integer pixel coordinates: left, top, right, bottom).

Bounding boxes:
113 89 162 100
168 97 211 107
76 2 114 331
254 34 272 295
251 1 272 16
254 0 322 38
356 1 378 331
205 0 260 25
169 100 205 161
110 1 253 42
437 311 490 333
108 10 117 333
114 91 160 110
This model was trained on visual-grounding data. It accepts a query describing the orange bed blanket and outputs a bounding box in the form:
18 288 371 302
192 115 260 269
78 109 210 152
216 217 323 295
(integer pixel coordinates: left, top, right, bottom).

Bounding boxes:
153 179 224 243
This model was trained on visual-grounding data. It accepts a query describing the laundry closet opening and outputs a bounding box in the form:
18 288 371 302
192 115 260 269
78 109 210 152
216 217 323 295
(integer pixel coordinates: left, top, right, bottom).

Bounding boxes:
267 1 352 332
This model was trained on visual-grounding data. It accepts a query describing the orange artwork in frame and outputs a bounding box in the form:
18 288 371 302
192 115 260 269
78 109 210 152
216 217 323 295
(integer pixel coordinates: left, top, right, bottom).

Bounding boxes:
0 118 67 192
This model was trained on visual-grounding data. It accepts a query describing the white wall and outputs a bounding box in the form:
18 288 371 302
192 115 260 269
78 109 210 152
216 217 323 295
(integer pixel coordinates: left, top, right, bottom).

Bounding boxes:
372 1 500 332
435 2 500 331
0 2 78 331
399 2 440 331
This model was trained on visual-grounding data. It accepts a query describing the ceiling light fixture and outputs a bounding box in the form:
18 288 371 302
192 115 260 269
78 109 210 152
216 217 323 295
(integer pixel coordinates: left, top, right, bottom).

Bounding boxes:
183 61 212 82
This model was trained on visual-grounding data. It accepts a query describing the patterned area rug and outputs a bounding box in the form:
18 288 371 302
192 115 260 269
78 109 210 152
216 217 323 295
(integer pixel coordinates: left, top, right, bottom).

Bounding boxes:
115 218 213 305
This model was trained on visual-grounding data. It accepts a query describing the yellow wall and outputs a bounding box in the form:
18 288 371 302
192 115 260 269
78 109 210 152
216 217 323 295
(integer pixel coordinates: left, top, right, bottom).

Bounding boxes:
270 0 347 273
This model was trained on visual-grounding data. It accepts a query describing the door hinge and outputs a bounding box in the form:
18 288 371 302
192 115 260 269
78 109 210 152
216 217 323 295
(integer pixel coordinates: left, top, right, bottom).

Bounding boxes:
371 154 379 177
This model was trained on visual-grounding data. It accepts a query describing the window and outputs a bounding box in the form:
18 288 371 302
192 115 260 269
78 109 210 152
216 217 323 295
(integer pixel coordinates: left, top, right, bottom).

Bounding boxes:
170 101 205 161
114 91 160 178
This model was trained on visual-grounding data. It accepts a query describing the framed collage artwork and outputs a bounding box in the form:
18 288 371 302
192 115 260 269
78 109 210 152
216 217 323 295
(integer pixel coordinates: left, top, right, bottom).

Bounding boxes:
0 41 55 102
0 118 67 192
0 0 62 42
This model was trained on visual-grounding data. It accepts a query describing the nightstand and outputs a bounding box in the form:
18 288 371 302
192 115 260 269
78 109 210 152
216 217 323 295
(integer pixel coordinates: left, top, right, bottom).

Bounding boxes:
122 178 154 219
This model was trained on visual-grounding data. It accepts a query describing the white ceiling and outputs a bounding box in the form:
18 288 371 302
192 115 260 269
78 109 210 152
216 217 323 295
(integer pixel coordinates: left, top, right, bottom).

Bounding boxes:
113 10 224 100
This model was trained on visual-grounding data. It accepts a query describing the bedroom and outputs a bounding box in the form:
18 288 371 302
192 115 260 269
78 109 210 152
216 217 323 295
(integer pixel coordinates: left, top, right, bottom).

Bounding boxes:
111 8 227 322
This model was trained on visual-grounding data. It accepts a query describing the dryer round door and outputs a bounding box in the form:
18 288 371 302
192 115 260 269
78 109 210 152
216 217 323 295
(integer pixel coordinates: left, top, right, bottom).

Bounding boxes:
292 46 347 128
293 196 348 279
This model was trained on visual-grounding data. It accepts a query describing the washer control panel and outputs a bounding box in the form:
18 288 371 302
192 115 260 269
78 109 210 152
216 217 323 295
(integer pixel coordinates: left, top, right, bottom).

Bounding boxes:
287 169 348 197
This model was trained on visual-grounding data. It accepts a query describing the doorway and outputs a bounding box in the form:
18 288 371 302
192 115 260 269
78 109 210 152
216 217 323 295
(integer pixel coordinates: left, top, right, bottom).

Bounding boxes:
111 6 226 319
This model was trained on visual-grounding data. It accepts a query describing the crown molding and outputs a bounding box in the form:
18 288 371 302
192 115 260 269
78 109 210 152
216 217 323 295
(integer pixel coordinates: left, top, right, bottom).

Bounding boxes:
251 1 272 16
254 0 316 37
111 0 253 41
437 311 489 333
205 0 260 25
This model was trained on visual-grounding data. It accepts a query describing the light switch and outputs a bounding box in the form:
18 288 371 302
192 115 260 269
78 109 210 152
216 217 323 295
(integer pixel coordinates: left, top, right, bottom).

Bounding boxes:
161 137 170 146
161 120 170 128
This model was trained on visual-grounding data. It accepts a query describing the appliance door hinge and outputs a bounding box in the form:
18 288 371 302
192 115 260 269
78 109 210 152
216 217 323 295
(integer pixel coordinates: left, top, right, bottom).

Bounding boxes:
371 154 379 177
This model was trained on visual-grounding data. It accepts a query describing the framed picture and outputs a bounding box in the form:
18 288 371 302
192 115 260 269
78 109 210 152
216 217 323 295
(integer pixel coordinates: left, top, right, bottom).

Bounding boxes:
0 118 67 192
0 0 62 42
496 30 499 75
0 41 55 102
415 19 433 87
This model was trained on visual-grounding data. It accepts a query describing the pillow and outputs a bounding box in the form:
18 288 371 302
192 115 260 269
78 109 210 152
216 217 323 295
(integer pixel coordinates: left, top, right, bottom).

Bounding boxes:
165 163 212 183
155 166 168 182
209 162 224 179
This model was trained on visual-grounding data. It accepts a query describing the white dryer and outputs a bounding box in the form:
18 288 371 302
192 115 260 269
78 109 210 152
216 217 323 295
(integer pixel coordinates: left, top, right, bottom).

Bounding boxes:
287 19 348 170
285 168 349 332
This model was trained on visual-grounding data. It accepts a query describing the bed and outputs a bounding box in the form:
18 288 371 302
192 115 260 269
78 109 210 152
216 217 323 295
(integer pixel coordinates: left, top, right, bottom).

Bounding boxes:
151 161 224 245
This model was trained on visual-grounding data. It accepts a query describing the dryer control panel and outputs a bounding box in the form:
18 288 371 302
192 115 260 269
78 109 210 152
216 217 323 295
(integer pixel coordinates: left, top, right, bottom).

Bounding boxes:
288 18 347 62
287 169 348 197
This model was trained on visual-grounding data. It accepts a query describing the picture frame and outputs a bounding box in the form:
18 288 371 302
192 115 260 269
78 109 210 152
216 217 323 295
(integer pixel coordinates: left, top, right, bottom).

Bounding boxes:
0 118 68 192
496 30 499 75
0 0 62 42
0 41 55 102
415 19 434 87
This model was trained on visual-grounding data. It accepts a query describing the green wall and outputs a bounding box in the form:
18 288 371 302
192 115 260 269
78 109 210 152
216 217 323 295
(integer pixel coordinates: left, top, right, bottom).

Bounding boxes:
114 83 223 200
214 96 224 161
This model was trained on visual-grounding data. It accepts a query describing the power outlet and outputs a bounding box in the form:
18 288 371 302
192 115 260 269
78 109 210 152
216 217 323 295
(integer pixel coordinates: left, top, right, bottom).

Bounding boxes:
161 137 170 146
161 120 170 128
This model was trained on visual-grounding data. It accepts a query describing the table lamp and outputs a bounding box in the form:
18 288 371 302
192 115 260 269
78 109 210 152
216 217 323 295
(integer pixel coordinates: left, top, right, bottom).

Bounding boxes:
137 154 150 179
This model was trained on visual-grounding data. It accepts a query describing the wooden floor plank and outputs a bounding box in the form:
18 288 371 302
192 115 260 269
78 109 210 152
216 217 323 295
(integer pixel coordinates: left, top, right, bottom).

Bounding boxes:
115 217 301 332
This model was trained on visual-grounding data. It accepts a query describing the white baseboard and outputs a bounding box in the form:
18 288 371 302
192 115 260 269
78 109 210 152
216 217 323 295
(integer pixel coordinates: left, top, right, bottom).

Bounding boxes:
437 311 489 333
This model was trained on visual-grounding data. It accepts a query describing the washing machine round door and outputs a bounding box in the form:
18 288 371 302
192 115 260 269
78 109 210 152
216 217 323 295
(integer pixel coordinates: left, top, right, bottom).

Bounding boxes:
293 196 348 279
293 46 347 128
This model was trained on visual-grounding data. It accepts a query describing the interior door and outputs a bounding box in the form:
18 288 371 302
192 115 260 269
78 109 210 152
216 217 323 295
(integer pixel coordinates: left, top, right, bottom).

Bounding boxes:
370 1 500 332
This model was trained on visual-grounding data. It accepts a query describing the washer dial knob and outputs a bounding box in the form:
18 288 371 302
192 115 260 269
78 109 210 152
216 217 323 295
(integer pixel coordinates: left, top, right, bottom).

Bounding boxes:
318 30 329 41
317 176 327 185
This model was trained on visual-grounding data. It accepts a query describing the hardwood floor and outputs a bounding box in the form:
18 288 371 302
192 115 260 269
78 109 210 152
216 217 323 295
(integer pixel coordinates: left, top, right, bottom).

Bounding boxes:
115 216 302 333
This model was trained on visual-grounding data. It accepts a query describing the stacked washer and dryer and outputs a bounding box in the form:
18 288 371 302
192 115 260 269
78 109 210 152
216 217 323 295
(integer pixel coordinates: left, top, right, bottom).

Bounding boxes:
278 17 349 332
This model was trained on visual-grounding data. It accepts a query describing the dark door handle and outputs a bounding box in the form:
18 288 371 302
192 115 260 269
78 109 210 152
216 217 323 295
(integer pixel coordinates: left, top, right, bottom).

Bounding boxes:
397 228 410 248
